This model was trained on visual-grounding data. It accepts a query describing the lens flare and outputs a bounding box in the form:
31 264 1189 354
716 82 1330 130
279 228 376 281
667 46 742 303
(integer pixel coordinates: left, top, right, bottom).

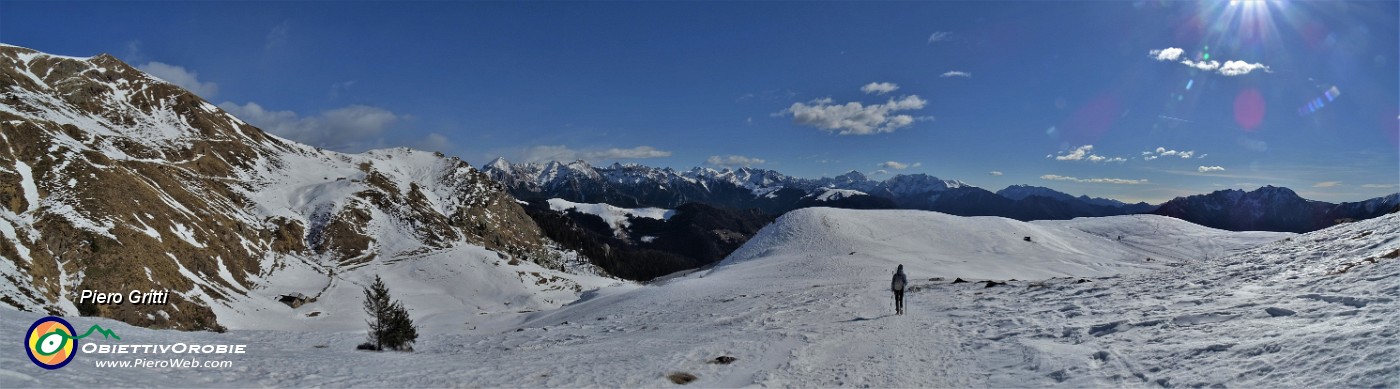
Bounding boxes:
1234 88 1266 130
1194 0 1287 52
1297 86 1342 116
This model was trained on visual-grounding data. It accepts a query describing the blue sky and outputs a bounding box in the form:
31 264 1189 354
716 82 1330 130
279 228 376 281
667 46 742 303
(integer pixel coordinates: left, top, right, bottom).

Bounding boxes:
2 1 1396 203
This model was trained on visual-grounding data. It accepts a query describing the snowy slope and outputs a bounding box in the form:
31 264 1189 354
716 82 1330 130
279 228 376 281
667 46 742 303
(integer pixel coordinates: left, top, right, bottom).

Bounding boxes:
216 244 616 332
720 208 1290 282
0 44 618 330
806 188 867 202
546 198 674 237
10 209 1392 387
172 147 623 332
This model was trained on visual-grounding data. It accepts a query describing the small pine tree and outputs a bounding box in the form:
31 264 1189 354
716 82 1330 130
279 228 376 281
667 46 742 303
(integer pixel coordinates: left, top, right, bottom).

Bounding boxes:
362 275 418 351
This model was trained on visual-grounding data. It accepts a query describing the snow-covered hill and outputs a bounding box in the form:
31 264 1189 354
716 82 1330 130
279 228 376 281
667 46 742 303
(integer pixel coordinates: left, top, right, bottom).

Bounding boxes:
718 209 1290 282
10 208 1392 387
0 44 616 330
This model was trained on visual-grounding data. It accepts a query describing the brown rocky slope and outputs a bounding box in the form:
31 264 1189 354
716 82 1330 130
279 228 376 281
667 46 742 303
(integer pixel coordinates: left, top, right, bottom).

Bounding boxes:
0 44 602 331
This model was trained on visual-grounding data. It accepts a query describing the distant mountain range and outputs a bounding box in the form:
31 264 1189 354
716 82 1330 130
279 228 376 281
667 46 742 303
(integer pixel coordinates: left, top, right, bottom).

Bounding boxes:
482 158 1155 221
484 158 1399 233
1153 186 1400 233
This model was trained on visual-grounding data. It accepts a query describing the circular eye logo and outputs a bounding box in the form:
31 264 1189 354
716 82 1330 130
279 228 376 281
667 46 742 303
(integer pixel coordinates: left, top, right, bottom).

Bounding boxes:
26 316 77 370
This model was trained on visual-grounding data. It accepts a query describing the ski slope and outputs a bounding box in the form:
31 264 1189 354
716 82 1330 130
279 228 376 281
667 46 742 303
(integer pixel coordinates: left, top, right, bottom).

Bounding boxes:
3 208 1396 387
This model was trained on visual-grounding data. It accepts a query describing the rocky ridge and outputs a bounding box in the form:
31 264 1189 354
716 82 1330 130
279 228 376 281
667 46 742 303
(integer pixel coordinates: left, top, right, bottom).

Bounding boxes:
0 44 589 330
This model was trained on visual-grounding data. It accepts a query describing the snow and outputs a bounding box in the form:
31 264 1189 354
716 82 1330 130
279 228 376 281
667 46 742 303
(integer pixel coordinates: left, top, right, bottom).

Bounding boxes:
205 244 621 332
809 188 866 202
546 198 675 236
168 222 204 248
2 45 1393 386
38 200 116 239
723 208 1290 281
1 43 90 61
13 160 39 213
213 256 245 293
6 208 1392 387
132 216 162 242
0 218 30 263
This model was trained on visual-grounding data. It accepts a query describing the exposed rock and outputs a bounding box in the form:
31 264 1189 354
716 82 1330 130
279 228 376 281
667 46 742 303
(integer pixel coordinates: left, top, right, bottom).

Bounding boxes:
667 372 698 385
709 356 738 364
1265 307 1296 317
0 44 562 330
278 293 308 308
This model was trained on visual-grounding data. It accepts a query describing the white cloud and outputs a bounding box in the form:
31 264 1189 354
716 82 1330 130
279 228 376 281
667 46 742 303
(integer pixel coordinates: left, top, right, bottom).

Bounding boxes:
861 82 900 95
1312 181 1342 188
1149 47 1184 61
1055 145 1094 161
1361 184 1398 189
1088 155 1128 163
414 133 454 152
940 71 971 78
1180 59 1220 71
778 94 928 135
1052 145 1126 163
219 102 400 152
518 145 580 163
589 146 672 160
138 62 219 97
1150 47 1270 76
1218 60 1270 76
515 145 672 164
1040 174 1148 185
927 31 952 43
872 169 890 176
706 155 765 168
123 40 145 64
879 161 908 170
988 171 1003 176
1144 146 1196 160
1198 165 1226 173
877 161 921 170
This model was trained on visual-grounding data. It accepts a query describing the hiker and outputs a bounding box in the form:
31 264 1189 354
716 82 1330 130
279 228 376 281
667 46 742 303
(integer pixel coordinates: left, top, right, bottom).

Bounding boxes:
892 264 907 315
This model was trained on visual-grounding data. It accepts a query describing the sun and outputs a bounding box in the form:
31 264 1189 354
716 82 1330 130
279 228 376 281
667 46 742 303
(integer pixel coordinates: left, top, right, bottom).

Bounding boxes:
1205 0 1284 45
